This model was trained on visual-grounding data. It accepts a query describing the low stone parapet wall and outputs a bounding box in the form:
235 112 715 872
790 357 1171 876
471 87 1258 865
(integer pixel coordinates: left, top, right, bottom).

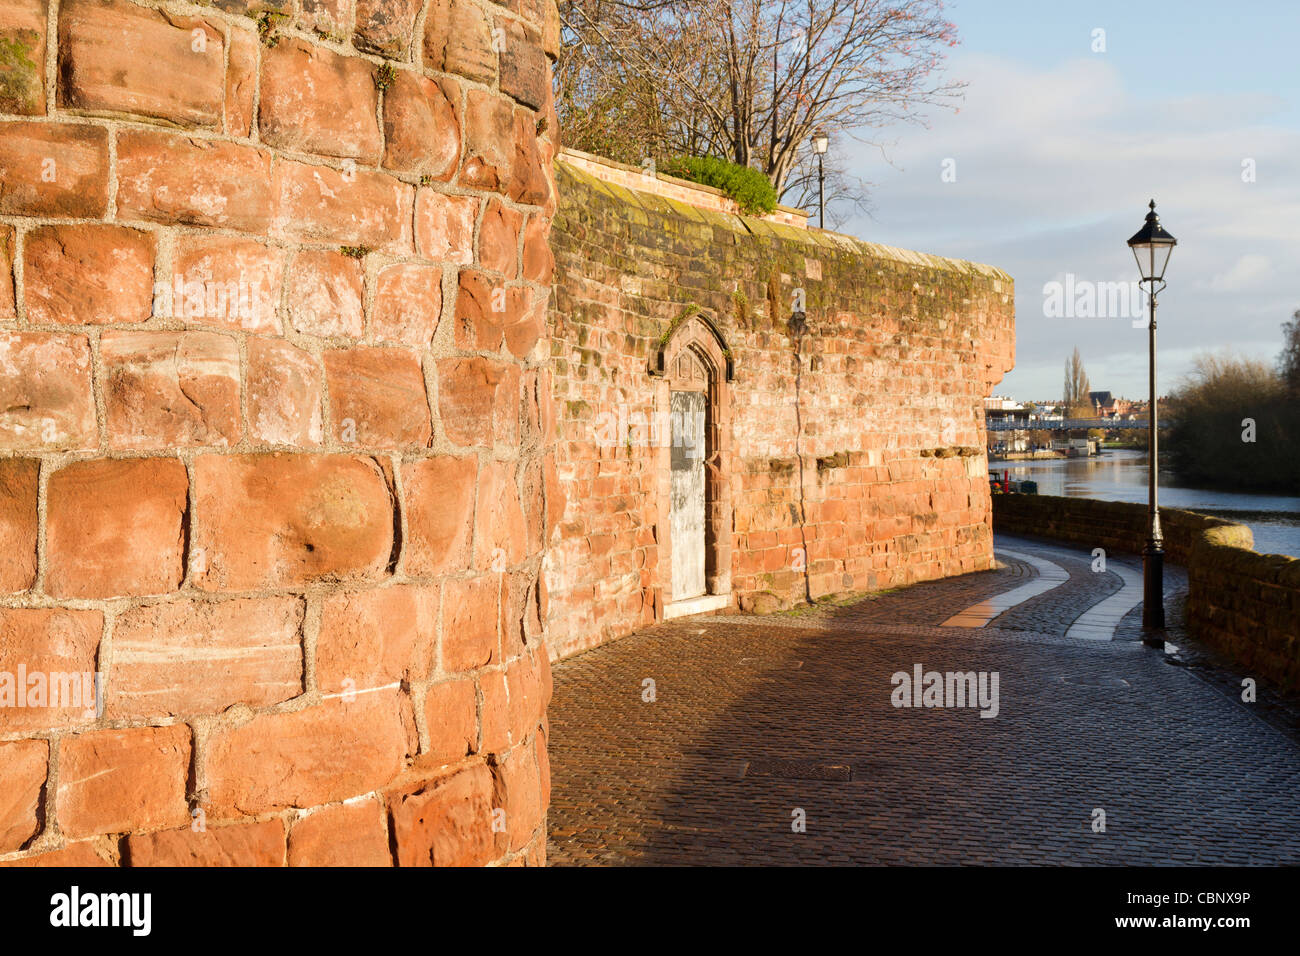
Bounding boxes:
993 494 1300 691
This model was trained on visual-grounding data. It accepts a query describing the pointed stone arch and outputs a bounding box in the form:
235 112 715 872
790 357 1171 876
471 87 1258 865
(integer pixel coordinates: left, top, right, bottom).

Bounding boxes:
649 310 735 383
652 312 733 617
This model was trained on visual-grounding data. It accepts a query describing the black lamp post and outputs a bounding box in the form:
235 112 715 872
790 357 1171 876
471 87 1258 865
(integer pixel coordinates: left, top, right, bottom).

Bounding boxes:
811 129 829 228
1127 199 1177 644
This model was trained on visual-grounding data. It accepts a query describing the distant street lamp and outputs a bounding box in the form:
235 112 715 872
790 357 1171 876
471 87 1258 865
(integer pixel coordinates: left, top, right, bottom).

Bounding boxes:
1127 199 1177 645
811 129 829 228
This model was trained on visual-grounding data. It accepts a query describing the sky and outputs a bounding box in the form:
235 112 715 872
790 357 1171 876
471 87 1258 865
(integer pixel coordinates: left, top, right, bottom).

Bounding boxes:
838 0 1300 402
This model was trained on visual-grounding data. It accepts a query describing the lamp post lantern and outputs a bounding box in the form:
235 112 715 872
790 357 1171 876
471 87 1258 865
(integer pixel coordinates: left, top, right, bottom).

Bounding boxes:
1127 199 1177 645
811 129 829 228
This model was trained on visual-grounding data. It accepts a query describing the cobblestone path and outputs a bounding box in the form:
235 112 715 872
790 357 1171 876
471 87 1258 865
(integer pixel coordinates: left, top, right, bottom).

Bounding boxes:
546 535 1300 865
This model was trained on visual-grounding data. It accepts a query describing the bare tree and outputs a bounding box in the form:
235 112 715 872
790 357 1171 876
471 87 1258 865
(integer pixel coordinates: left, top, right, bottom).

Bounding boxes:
1063 347 1091 416
1279 308 1300 397
556 0 963 210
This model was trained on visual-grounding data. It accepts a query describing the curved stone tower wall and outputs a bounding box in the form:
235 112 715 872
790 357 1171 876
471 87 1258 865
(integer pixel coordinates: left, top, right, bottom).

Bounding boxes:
0 0 561 866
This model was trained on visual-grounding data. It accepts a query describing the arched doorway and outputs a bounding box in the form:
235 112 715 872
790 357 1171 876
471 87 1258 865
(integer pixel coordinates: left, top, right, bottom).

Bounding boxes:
670 349 708 599
652 314 733 618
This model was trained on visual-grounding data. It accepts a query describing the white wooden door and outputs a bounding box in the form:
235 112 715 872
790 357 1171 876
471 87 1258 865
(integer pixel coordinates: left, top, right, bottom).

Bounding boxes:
670 389 706 600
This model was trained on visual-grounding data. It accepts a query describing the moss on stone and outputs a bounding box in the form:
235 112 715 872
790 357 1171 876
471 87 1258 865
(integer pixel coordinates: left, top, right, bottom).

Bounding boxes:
374 62 397 91
816 451 850 471
0 31 41 114
254 11 288 46
658 304 701 346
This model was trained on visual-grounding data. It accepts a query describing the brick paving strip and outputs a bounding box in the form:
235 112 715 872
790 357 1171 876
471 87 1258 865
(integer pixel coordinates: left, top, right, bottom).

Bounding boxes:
547 535 1300 865
1064 559 1145 641
941 549 1070 628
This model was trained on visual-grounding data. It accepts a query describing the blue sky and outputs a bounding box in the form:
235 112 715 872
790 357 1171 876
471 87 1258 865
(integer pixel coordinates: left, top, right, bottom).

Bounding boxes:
840 0 1300 401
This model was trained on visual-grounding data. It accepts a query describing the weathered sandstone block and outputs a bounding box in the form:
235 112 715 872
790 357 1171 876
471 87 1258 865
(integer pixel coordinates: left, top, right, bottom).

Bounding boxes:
224 25 258 137
204 688 415 815
382 70 461 181
116 131 274 231
56 725 191 838
400 455 476 576
107 597 305 719
0 226 13 319
0 0 47 115
57 0 224 127
423 0 497 84
324 346 432 448
0 122 108 217
441 574 498 672
388 763 496 866
454 269 506 350
495 737 543 851
0 458 39 592
171 236 284 333
461 89 514 194
354 0 422 58
287 798 389 866
246 338 324 447
316 585 438 692
498 19 548 111
288 249 364 338
370 262 443 347
415 189 477 263
260 38 382 163
436 356 518 446
192 453 394 591
420 678 477 766
127 819 286 867
474 460 526 569
23 223 154 325
0 607 101 734
274 159 414 254
45 458 188 598
102 331 242 448
478 198 522 277
0 740 47 851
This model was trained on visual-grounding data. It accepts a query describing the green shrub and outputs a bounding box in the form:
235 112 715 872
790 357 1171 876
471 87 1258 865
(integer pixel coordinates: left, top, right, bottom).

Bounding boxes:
660 155 778 215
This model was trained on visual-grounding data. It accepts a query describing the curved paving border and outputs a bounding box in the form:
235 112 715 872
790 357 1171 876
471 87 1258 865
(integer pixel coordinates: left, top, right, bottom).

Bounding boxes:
1064 559 1144 640
941 549 1069 628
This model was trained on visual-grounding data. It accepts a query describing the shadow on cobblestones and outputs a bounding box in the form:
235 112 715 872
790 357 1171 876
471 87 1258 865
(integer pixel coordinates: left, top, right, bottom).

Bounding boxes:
547 540 1300 866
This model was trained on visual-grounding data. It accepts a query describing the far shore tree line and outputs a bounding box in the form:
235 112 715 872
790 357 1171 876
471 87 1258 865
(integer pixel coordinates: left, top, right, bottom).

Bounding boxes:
1050 327 1300 492
1164 311 1300 494
1057 322 1299 492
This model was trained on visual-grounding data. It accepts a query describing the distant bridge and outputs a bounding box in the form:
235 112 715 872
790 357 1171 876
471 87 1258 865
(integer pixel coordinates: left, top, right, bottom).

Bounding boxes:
986 418 1161 432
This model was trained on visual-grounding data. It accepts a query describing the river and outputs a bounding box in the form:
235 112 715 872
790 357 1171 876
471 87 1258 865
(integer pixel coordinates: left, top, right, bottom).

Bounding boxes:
994 449 1300 558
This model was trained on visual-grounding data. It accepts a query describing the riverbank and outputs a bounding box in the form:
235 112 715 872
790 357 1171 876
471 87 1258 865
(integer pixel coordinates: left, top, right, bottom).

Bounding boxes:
996 448 1300 557
989 449 1064 461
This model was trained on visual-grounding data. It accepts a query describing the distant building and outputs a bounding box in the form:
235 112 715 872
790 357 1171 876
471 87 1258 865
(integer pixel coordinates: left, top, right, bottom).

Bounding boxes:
1088 390 1134 420
984 396 1031 454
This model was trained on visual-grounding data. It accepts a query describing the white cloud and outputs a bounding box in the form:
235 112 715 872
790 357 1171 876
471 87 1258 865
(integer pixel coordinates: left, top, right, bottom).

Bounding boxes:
1204 254 1273 292
839 52 1300 399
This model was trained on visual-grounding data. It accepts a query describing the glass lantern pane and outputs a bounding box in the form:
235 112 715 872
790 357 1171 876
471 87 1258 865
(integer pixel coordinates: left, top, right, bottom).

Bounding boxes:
1154 242 1174 279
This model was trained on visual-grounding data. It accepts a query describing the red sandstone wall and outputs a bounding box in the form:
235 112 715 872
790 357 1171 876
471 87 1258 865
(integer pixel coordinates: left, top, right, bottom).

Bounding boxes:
0 0 561 866
546 161 1015 659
